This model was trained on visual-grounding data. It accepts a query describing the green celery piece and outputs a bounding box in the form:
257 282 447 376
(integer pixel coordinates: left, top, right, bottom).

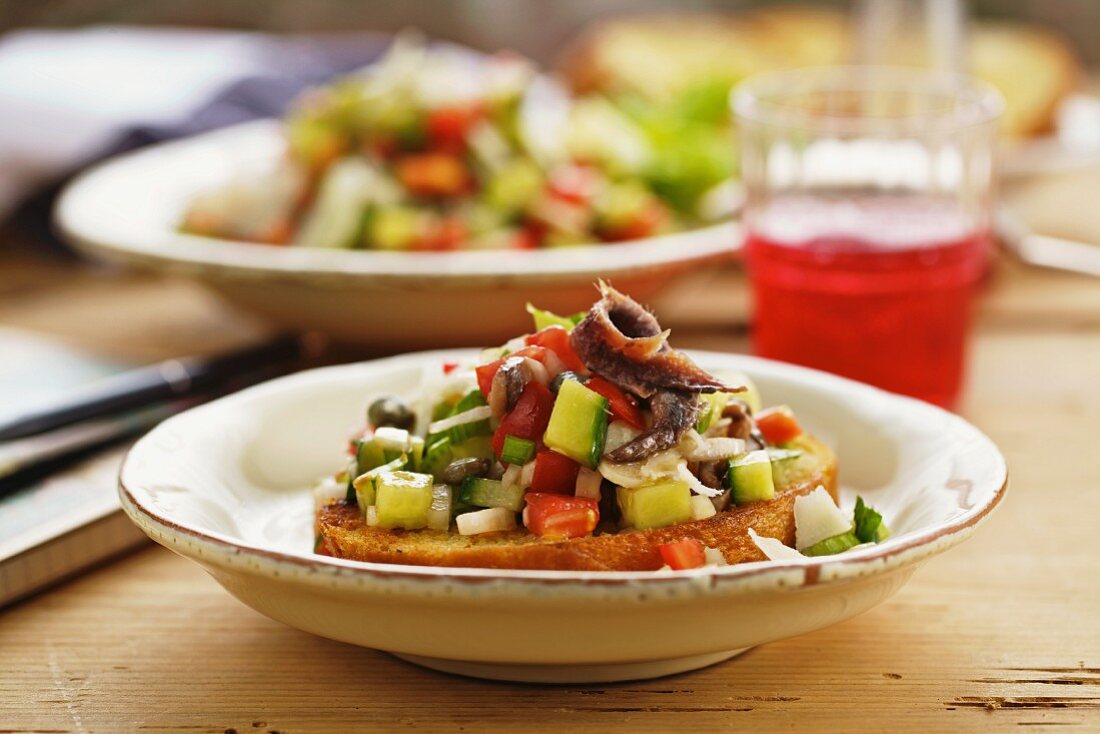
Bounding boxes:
500 435 536 465
802 531 862 557
526 303 585 332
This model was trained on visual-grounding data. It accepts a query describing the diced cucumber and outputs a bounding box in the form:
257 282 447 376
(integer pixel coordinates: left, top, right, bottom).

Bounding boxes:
421 437 454 480
726 450 776 505
695 392 731 433
484 159 543 216
345 437 389 501
355 436 385 469
802 531 861 557
351 455 408 515
368 206 424 251
453 389 487 413
616 479 693 530
352 474 375 516
459 476 526 513
408 436 425 472
374 471 434 530
451 435 495 462
500 435 536 465
543 379 609 469
344 457 359 503
526 303 584 332
426 484 453 531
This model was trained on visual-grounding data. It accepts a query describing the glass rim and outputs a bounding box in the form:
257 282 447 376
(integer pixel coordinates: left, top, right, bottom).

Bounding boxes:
732 65 1005 135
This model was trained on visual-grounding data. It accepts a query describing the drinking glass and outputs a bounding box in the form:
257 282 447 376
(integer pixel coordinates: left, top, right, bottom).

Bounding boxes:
734 67 1003 407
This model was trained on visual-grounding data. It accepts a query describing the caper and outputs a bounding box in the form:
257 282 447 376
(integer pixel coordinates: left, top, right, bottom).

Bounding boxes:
440 457 491 485
368 395 415 430
550 370 585 393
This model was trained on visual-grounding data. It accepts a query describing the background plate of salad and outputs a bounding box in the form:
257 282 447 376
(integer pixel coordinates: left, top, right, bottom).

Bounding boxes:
55 34 738 347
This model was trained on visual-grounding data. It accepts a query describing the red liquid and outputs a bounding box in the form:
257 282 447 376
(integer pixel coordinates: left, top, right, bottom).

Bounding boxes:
745 195 990 407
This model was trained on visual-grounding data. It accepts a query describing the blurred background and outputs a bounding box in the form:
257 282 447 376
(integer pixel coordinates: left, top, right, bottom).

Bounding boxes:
2 0 1098 66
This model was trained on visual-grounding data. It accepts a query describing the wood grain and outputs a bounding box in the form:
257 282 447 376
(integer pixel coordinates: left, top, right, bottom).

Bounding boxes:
1 247 1099 732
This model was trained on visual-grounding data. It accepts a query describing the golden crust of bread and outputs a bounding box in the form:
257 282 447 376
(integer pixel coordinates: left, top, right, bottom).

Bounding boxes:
559 8 1081 138
316 436 837 571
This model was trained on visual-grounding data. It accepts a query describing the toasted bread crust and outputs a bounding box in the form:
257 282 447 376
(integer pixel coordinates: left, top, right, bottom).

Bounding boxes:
316 436 837 571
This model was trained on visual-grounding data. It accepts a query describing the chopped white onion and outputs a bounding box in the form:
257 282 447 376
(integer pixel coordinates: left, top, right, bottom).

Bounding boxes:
502 463 524 490
597 449 681 488
373 426 411 452
748 528 805 561
428 405 492 435
678 464 722 498
794 486 853 550
691 494 717 521
703 417 733 438
703 546 728 566
679 430 746 462
312 478 347 511
426 484 453 531
519 460 537 489
604 421 641 453
575 467 602 500
456 507 517 535
366 506 380 527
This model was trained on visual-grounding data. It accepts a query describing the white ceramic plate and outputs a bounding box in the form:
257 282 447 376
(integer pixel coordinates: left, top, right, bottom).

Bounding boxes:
55 121 738 348
118 350 1006 683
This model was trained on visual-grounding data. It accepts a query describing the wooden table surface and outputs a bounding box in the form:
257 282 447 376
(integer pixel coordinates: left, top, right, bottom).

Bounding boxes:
1 244 1099 732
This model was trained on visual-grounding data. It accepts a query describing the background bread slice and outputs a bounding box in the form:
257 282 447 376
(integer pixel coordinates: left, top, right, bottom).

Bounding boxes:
970 22 1082 137
316 435 837 571
558 7 1081 138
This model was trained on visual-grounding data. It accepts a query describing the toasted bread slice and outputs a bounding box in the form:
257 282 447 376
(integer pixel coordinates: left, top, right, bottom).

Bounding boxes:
970 22 1082 137
316 434 837 571
559 9 1081 139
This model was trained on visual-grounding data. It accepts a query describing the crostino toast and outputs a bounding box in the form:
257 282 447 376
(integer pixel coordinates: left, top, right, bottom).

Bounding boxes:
316 434 836 571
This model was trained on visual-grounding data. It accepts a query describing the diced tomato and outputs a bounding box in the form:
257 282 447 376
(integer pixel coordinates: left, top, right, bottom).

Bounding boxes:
755 405 803 445
257 218 293 245
395 153 469 197
475 345 552 399
442 361 459 375
584 376 644 430
523 493 599 539
475 359 502 398
367 135 398 160
547 165 599 206
510 227 540 250
412 216 466 251
529 449 581 494
658 539 706 570
601 201 666 242
525 326 586 373
426 105 481 152
490 382 554 461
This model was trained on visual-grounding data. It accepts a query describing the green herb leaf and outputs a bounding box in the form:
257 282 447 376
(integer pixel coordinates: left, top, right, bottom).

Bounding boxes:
853 496 886 544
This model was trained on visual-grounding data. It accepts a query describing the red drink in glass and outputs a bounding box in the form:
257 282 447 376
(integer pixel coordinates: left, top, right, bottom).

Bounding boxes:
734 67 1002 408
746 195 989 406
